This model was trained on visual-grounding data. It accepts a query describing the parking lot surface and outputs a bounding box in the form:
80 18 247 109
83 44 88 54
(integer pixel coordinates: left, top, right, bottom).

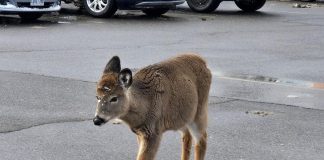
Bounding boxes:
1 1 324 160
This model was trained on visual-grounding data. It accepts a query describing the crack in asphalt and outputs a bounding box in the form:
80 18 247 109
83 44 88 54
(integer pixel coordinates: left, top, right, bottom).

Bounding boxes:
0 99 237 135
0 118 93 134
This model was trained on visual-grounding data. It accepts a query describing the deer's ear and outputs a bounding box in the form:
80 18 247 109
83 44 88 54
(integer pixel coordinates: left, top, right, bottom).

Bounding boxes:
118 68 132 88
104 56 121 74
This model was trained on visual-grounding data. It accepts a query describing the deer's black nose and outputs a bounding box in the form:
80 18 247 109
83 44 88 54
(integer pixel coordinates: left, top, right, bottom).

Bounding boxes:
93 116 105 126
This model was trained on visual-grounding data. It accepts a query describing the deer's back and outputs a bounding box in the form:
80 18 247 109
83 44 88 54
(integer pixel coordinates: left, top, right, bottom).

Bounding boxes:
132 54 212 131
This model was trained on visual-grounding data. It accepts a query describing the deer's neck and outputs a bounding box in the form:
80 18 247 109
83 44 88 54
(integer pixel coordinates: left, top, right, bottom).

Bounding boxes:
120 87 150 130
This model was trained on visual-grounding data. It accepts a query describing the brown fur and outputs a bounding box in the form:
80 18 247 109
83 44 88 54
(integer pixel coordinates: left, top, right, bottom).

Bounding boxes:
95 54 212 160
97 73 118 96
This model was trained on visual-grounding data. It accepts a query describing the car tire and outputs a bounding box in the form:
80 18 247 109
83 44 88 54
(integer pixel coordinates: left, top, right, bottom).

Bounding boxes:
186 0 221 13
234 0 266 12
18 13 43 21
142 8 169 17
83 0 117 17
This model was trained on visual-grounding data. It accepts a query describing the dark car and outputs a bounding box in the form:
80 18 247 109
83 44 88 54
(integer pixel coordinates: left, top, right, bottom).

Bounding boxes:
63 0 184 17
186 0 266 13
0 0 60 20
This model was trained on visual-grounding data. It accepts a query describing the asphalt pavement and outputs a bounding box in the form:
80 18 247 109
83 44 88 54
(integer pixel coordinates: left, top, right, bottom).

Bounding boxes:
1 1 324 160
0 70 323 160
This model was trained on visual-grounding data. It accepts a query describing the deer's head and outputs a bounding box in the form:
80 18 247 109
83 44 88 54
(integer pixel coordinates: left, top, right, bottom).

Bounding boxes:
93 56 132 126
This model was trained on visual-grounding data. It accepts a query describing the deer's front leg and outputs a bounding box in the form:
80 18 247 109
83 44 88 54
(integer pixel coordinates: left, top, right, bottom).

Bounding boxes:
136 133 162 160
181 128 192 160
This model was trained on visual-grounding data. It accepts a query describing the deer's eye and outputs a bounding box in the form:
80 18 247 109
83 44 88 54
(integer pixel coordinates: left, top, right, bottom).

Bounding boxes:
96 96 102 101
110 97 118 103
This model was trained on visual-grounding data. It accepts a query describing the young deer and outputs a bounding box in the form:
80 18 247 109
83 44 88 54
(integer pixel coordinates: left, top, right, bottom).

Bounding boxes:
93 54 212 160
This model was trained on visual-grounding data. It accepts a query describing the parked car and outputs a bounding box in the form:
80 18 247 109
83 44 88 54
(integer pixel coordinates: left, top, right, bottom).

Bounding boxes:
186 0 266 13
0 0 61 20
63 0 184 17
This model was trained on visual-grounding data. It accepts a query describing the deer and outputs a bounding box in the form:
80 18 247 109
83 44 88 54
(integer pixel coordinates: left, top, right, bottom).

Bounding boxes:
93 54 212 160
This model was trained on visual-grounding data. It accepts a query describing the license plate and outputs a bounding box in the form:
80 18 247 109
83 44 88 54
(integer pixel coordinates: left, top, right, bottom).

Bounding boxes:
30 0 45 6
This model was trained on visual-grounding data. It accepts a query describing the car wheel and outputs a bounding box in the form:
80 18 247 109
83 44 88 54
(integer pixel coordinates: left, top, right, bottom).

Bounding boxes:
18 13 43 21
235 0 266 12
142 8 169 17
186 0 221 13
84 0 117 17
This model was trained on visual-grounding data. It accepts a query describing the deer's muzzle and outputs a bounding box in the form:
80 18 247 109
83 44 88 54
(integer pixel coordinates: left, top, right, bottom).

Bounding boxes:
93 116 105 126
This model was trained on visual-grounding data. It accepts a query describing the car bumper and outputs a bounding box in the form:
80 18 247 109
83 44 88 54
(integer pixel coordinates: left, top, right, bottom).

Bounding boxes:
135 0 184 8
0 1 60 13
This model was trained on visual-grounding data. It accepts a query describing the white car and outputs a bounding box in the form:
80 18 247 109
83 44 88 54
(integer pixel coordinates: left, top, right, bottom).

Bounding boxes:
63 0 184 17
0 0 60 20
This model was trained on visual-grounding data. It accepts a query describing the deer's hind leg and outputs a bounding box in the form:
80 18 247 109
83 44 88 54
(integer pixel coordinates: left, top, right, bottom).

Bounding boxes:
180 128 192 160
194 130 207 160
187 121 207 160
188 104 208 160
